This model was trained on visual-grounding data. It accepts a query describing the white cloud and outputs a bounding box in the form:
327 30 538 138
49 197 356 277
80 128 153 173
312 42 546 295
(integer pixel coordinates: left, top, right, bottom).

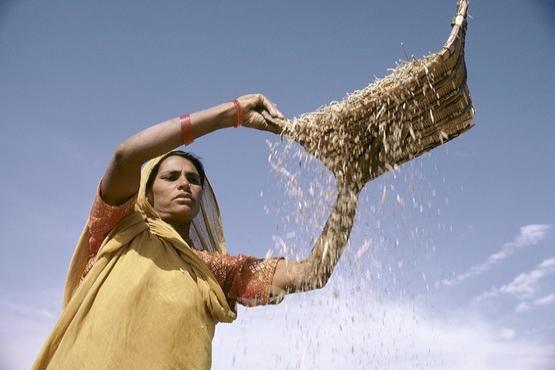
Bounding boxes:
515 301 532 314
474 257 555 303
3 280 555 370
439 224 551 288
0 303 59 370
536 294 555 306
0 300 56 320
501 258 555 298
498 328 516 340
515 293 555 314
214 282 555 370
513 224 552 246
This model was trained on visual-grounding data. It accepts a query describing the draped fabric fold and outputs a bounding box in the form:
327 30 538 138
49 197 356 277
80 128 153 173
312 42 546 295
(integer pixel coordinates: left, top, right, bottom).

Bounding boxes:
33 154 236 370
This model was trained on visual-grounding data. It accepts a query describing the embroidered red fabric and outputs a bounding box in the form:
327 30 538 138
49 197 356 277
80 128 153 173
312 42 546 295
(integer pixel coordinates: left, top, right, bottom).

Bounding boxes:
81 182 281 306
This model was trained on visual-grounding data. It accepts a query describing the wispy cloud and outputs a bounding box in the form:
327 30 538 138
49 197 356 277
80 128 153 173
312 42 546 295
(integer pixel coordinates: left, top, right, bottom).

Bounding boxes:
515 293 555 314
213 286 555 370
0 300 56 320
474 257 555 304
0 302 59 370
0 289 62 370
4 280 554 370
500 258 555 298
438 224 551 288
498 328 516 340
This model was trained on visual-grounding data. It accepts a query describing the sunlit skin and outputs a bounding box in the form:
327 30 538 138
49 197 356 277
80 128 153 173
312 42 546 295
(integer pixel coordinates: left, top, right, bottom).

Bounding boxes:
100 94 356 298
149 156 203 243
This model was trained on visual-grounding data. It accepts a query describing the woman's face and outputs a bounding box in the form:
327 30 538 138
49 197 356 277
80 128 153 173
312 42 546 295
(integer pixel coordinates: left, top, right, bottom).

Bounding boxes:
150 155 203 225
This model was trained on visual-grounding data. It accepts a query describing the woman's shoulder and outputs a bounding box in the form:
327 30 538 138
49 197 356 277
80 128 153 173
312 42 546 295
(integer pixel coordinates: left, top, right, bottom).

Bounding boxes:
88 179 138 255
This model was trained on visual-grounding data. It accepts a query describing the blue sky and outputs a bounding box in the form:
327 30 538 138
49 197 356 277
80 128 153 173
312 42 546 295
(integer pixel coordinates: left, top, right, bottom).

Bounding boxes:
1 0 554 369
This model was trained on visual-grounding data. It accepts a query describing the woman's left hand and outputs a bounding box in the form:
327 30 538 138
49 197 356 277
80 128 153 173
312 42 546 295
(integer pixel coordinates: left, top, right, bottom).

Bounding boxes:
236 94 285 134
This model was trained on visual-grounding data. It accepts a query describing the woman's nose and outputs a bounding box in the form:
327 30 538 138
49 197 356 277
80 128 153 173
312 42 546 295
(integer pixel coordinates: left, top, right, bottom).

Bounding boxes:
177 176 191 190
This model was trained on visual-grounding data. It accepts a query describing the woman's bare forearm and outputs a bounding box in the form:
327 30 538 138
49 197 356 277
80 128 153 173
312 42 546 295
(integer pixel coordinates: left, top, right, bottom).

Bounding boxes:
116 103 235 164
101 102 236 205
271 184 358 296
99 94 283 206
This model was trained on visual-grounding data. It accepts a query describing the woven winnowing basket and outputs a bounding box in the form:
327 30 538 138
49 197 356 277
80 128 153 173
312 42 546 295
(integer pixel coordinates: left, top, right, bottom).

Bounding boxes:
279 0 473 190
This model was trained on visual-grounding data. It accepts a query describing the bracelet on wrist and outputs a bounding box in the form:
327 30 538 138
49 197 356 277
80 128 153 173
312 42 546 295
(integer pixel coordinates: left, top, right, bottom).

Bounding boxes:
231 99 243 128
180 114 194 145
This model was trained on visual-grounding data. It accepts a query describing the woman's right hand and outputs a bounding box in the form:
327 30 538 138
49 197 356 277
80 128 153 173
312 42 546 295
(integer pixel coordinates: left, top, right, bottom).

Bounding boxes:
236 94 285 134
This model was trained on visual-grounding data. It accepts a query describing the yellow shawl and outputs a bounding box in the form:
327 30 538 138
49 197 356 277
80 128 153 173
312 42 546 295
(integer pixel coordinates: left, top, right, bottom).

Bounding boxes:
33 154 236 370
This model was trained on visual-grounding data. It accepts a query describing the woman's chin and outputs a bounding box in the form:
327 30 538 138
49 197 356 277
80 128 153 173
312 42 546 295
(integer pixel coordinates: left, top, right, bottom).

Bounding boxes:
160 210 195 225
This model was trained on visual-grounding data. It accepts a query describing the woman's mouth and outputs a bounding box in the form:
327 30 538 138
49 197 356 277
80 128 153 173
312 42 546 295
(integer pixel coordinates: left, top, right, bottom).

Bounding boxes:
174 193 193 201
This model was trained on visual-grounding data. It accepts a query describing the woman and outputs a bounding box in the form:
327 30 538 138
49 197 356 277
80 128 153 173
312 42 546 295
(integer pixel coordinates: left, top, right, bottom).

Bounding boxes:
33 94 359 369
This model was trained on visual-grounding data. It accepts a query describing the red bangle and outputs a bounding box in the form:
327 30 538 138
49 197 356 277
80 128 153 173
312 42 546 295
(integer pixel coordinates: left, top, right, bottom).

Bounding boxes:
232 99 243 128
180 114 194 145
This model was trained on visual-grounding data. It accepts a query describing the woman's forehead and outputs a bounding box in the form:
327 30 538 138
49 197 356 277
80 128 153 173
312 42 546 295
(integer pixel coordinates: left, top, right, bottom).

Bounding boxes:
158 155 199 174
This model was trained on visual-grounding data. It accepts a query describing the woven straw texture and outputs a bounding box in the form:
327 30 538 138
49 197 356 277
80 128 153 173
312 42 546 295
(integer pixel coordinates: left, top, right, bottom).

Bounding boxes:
277 0 473 190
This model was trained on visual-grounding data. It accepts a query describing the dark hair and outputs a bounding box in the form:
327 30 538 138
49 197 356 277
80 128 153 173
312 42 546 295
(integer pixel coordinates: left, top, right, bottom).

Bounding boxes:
146 151 206 193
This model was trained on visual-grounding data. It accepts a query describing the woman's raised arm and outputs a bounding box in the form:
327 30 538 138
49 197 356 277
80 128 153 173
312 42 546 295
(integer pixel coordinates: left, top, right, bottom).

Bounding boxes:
270 183 358 298
100 95 283 206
